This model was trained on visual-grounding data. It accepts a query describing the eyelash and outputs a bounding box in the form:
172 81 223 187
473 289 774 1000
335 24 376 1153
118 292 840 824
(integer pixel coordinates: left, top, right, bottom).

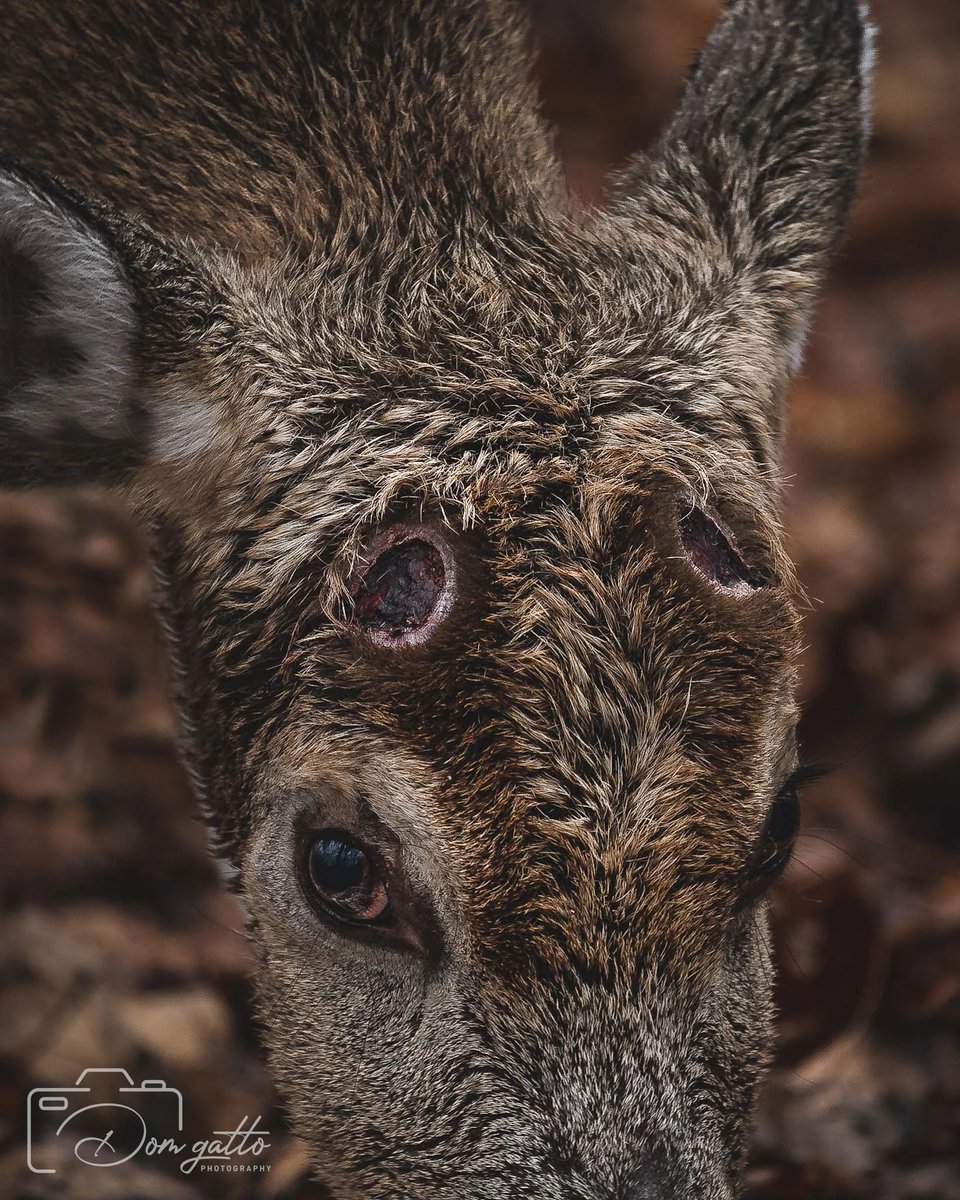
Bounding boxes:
787 761 833 790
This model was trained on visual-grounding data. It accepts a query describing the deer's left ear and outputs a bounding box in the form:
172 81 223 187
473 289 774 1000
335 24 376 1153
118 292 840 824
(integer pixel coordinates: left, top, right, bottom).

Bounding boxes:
1 161 217 488
611 0 873 378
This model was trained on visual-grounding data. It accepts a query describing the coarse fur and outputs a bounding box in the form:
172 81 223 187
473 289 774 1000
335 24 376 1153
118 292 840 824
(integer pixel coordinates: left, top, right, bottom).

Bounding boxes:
0 2 871 1196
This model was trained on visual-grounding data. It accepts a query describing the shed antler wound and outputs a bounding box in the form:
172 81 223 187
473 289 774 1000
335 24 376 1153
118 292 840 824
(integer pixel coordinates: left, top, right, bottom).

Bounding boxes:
679 502 765 593
350 526 453 646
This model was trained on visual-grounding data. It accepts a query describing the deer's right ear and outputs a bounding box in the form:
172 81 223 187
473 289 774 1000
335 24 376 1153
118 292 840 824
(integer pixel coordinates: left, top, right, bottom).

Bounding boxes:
0 163 216 488
611 0 872 381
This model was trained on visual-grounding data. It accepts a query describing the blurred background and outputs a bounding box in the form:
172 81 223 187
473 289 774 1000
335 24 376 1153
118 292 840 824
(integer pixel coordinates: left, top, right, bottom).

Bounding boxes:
1 1 957 1196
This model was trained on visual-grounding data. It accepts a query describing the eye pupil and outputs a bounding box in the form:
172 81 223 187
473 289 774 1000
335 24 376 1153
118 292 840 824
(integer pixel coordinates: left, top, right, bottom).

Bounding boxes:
312 838 366 892
767 784 800 845
306 834 390 925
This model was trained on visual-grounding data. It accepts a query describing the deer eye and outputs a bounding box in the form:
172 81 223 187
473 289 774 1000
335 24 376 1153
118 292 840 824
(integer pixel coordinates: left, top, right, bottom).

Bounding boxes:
741 780 801 902
679 502 763 592
306 833 390 924
350 528 452 646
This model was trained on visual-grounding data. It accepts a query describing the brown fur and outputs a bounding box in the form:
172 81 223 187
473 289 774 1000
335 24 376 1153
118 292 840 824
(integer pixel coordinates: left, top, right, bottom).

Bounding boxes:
0 2 871 1196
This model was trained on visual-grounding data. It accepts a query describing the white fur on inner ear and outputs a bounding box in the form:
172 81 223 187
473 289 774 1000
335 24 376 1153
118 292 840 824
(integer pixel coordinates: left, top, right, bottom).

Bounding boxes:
0 171 137 442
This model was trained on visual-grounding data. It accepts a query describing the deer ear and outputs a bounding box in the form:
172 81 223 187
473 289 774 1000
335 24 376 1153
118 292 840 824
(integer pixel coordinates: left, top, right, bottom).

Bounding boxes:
612 0 873 372
0 162 215 487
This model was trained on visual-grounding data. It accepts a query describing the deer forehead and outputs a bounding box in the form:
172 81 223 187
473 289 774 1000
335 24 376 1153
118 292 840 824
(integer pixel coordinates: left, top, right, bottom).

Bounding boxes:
228 264 781 418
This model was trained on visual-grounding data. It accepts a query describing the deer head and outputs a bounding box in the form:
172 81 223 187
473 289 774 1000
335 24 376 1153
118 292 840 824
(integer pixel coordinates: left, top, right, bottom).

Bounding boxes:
0 1 871 1195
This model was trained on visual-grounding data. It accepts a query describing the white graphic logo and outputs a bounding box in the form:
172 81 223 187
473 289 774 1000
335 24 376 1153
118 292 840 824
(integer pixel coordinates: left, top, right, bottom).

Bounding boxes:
27 1068 270 1176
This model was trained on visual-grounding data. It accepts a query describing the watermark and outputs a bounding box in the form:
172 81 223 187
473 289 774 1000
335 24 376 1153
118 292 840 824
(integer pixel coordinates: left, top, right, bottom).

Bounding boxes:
27 1068 271 1176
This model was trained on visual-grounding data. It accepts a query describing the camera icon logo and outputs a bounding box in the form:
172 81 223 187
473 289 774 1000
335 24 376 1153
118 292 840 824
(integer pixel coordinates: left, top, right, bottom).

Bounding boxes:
27 1068 184 1174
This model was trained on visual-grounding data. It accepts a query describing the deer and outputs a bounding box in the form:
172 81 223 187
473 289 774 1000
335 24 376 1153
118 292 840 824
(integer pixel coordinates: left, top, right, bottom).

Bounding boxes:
0 1 871 1196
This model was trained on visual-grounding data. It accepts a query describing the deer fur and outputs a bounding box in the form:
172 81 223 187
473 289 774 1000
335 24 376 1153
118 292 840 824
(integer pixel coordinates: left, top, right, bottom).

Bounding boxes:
0 1 871 1196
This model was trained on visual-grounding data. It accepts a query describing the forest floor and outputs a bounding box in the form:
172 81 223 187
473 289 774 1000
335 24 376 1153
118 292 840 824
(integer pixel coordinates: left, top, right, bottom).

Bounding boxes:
1 1 958 1197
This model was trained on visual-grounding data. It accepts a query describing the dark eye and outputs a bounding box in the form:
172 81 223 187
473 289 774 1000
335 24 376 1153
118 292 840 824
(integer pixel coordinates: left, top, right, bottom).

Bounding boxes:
742 781 801 900
306 833 390 924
